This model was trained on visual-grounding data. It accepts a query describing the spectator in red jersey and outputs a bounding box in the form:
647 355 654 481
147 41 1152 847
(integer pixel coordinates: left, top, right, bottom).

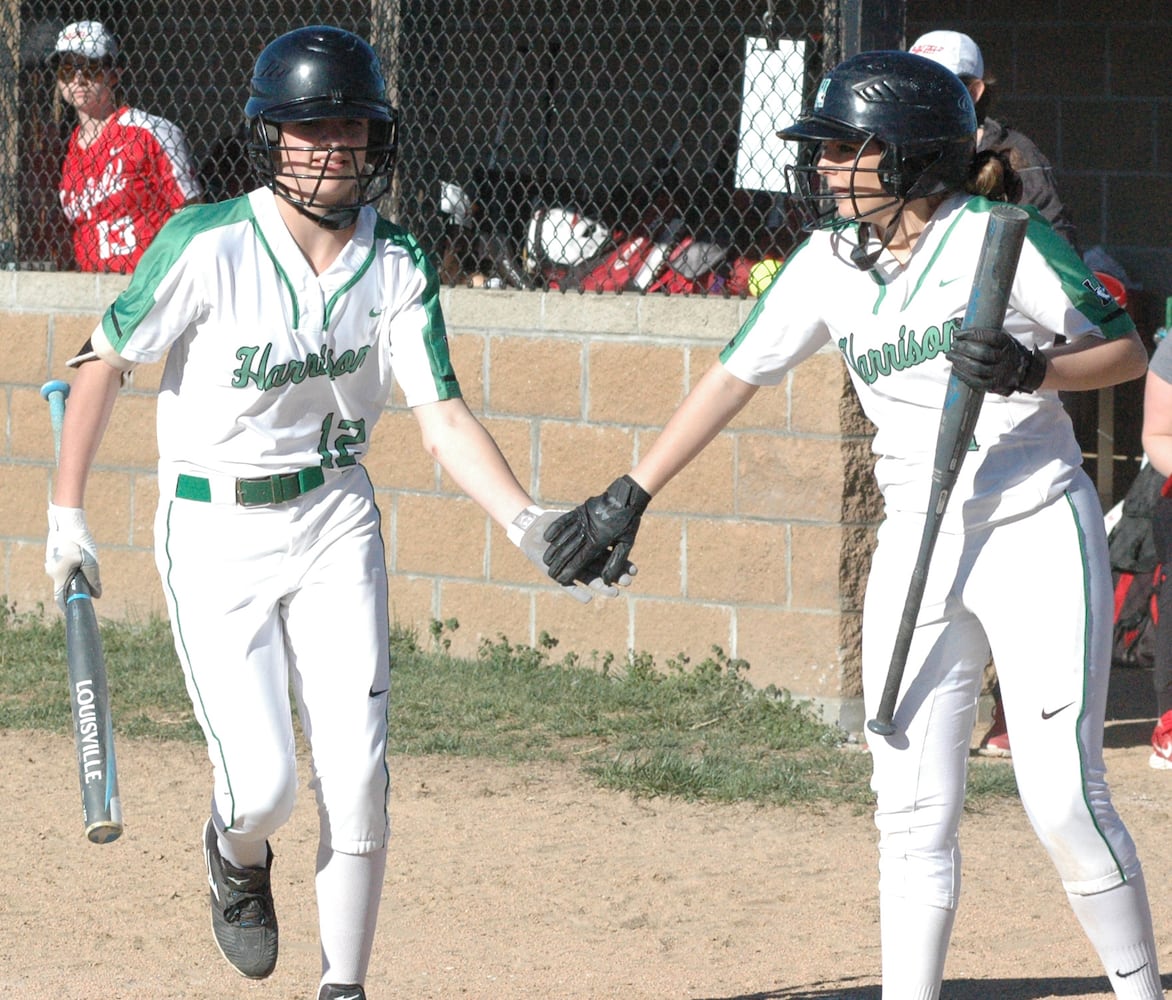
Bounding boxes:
48 20 202 272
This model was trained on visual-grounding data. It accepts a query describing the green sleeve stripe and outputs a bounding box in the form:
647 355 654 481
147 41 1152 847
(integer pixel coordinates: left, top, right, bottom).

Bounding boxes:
102 198 256 351
1023 214 1135 339
375 217 461 399
955 198 1132 340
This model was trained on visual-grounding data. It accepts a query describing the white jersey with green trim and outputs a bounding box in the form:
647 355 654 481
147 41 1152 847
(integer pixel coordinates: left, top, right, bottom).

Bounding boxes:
87 187 460 480
720 194 1134 531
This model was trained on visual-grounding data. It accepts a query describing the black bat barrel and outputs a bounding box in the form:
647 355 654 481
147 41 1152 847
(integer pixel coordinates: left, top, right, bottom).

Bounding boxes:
866 205 1030 737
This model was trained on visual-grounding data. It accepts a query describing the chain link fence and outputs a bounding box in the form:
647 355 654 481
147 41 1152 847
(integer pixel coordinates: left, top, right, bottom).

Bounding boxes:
9 1 830 295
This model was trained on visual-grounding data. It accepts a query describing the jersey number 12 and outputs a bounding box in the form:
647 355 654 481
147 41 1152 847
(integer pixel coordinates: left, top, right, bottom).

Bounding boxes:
317 412 366 467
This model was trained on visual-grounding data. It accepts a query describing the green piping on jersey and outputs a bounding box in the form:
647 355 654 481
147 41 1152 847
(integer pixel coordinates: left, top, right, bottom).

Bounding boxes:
861 198 982 313
897 206 973 310
720 238 812 362
953 197 1131 339
374 215 461 400
825 220 891 310
322 244 377 329
103 197 257 352
251 220 300 330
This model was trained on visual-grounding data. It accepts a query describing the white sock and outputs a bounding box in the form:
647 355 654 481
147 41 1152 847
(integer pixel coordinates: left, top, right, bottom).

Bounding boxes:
880 894 956 1000
215 823 269 870
1066 871 1163 999
316 843 388 987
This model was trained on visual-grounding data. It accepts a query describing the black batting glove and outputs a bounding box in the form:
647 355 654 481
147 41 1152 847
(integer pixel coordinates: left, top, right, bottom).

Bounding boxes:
542 474 651 586
945 327 1047 396
510 506 628 603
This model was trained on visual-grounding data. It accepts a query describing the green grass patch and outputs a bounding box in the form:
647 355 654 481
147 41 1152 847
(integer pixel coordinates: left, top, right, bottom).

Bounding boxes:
0 600 202 740
0 601 1019 807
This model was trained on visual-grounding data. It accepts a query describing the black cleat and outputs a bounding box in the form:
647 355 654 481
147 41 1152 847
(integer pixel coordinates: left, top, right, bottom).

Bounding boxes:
202 818 279 979
318 985 366 1000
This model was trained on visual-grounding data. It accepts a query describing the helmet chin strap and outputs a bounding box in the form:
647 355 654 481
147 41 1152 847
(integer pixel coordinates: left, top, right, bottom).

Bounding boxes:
288 197 360 231
272 178 362 231
850 201 909 272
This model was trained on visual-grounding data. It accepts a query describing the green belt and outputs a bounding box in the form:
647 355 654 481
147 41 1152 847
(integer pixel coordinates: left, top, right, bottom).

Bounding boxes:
175 467 326 507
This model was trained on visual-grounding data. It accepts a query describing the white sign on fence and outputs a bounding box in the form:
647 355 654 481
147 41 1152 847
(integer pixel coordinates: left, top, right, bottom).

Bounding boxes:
735 36 807 193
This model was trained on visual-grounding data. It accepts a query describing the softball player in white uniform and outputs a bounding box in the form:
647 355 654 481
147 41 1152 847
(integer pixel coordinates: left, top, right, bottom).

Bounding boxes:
44 25 620 1000
544 52 1162 998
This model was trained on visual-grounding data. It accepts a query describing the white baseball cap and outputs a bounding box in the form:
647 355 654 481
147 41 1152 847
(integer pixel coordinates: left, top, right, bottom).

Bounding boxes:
909 30 984 79
51 20 119 63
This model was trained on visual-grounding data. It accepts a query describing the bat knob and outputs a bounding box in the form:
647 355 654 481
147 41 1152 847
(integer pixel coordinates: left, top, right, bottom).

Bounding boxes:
86 820 123 845
866 718 897 737
40 379 70 401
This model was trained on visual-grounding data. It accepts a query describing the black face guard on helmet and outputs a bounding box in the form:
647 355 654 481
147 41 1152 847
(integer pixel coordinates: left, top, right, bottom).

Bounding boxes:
782 130 907 234
245 25 399 230
777 51 976 267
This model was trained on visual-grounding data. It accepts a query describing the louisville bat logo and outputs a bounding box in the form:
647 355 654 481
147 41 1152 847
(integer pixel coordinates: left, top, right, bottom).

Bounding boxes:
64 571 123 843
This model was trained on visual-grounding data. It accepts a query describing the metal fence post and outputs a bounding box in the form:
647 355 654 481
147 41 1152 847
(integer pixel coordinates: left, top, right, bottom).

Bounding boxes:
835 0 905 60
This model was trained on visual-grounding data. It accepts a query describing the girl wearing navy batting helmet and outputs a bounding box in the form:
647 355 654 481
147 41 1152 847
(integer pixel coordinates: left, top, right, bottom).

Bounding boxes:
45 24 625 1000
544 51 1161 998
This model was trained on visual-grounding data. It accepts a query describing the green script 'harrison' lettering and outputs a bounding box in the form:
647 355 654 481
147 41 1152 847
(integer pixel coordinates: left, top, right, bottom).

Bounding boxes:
231 343 372 390
839 318 959 385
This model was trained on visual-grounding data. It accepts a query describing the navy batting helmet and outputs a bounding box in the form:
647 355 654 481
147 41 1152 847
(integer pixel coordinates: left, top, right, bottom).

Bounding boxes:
779 51 977 230
246 25 398 229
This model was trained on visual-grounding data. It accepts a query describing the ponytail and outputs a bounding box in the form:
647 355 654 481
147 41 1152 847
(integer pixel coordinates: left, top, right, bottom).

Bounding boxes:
965 149 1022 204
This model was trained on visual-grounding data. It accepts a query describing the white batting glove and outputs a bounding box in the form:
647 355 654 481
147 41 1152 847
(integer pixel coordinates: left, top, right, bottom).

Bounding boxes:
509 506 635 603
46 504 102 607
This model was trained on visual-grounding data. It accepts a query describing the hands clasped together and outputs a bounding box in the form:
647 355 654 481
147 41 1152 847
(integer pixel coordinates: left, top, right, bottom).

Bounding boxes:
510 475 651 603
51 480 653 610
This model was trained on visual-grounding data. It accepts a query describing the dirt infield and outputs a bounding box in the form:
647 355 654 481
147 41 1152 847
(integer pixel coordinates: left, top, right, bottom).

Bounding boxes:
3 717 1171 1000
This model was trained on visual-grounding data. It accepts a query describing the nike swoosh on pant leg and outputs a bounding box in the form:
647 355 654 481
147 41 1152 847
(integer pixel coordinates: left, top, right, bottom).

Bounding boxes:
1041 701 1075 720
